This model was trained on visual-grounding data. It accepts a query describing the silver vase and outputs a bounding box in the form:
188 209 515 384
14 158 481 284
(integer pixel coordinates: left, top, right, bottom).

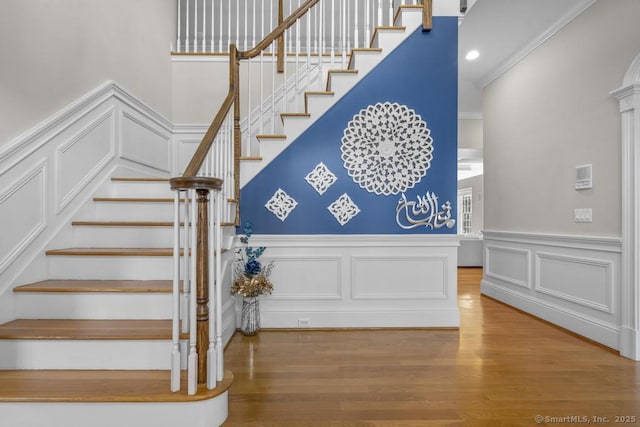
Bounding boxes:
241 296 260 336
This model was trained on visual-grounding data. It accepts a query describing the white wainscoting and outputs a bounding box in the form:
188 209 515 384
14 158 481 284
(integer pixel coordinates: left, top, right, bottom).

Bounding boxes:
0 81 173 324
481 230 622 350
243 235 460 328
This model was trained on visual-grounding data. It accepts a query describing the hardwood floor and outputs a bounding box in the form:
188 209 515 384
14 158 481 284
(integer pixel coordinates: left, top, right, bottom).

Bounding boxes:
223 268 640 426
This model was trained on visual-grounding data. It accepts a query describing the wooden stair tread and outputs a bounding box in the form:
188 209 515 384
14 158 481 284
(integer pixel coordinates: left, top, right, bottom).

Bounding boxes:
46 247 177 256
0 319 175 340
0 369 233 402
72 221 177 227
14 280 173 293
280 112 311 117
239 156 263 161
304 91 335 96
93 197 178 203
111 177 169 182
327 69 359 74
255 134 287 139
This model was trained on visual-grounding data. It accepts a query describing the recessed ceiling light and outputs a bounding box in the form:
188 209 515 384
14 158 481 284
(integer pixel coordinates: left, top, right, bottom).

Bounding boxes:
465 50 480 61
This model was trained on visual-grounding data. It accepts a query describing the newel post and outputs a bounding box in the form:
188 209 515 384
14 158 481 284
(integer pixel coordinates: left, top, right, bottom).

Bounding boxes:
422 0 432 31
195 189 210 383
232 44 242 223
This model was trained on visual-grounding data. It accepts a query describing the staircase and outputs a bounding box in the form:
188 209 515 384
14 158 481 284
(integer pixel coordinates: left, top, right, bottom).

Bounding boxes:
0 1 454 424
0 177 232 427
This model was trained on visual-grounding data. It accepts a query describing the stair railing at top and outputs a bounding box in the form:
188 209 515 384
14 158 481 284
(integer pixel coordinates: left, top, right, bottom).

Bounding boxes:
168 0 323 395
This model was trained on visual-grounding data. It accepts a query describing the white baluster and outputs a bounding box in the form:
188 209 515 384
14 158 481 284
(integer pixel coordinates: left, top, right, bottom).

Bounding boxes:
354 1 359 49
330 0 335 68
187 190 198 395
215 189 224 381
365 0 370 49
194 0 198 52
247 57 252 155
271 39 276 133
282 32 288 112
236 0 240 46
186 0 190 52
227 0 231 51
306 2 311 92
318 2 323 81
219 0 223 52
202 0 206 52
260 51 264 133
342 0 347 68
181 198 190 334
378 0 383 27
389 0 393 26
244 0 248 50
346 0 350 54
314 4 319 55
171 190 182 392
295 0 301 108
207 188 217 389
177 0 181 52
210 0 214 52
252 0 256 48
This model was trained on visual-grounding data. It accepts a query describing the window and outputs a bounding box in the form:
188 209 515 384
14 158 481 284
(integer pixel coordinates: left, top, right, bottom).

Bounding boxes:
457 188 472 234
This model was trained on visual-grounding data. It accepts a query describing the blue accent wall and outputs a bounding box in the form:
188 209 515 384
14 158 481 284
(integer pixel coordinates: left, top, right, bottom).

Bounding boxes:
241 17 458 234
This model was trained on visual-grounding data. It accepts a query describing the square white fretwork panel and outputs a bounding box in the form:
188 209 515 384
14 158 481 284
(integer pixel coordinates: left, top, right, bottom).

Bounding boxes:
305 162 338 195
327 193 360 226
265 188 298 221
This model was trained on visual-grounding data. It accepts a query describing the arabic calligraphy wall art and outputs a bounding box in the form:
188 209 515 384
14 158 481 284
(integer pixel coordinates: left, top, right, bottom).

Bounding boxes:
239 18 459 234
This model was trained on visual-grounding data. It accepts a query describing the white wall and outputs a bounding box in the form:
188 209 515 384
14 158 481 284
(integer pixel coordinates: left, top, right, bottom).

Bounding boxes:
483 0 640 236
0 0 175 147
458 117 483 149
481 0 640 354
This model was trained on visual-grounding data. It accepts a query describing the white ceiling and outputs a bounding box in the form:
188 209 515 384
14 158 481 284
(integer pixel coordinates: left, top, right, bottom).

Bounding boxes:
458 0 596 114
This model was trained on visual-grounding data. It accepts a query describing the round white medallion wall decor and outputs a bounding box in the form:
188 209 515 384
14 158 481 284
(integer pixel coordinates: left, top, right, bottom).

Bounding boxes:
341 102 433 196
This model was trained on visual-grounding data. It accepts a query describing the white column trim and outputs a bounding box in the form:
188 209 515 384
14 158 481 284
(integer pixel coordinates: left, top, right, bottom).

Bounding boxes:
612 51 640 360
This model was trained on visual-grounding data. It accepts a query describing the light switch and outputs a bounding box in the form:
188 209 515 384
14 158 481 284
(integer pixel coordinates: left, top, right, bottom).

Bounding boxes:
574 208 592 223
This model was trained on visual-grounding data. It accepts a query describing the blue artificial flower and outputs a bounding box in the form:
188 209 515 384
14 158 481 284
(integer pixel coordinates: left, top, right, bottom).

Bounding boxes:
245 260 262 276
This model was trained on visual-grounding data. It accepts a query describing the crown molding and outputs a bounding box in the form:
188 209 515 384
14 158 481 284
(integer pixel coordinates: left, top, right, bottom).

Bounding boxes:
481 0 597 88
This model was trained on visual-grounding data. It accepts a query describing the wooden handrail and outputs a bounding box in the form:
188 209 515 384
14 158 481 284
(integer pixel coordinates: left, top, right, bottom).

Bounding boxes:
240 0 320 60
183 46 238 178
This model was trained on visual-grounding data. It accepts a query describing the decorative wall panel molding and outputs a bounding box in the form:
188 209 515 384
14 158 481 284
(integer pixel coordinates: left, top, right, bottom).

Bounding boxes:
535 252 613 313
248 235 459 328
120 110 171 172
351 255 448 300
485 244 531 289
0 161 47 275
265 256 342 300
481 230 621 351
55 108 116 213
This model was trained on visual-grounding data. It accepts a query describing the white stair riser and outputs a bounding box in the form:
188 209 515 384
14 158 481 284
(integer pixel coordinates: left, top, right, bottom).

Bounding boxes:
72 226 177 247
327 73 361 97
107 182 174 198
15 293 172 319
396 8 423 28
91 202 175 221
305 95 335 117
0 340 186 369
350 52 383 74
48 256 174 280
0 394 229 427
372 29 410 50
